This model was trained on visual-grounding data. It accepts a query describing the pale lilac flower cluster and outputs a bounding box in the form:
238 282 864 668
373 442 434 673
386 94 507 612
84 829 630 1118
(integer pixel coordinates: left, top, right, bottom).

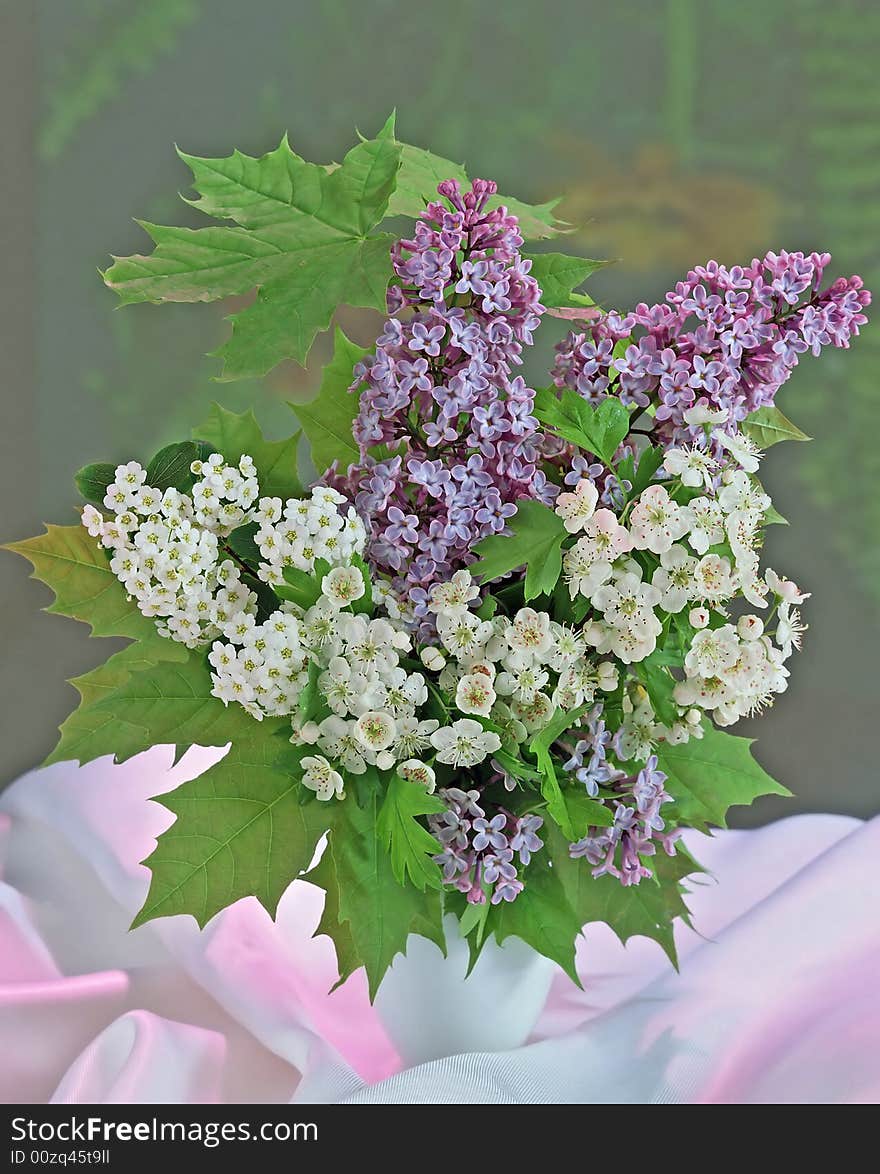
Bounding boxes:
429 786 545 905
569 755 680 886
552 251 870 450
329 179 551 621
561 706 625 797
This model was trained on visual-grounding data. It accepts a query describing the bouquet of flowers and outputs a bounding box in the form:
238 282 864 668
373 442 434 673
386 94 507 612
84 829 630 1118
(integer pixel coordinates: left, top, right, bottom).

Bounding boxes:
8 118 869 997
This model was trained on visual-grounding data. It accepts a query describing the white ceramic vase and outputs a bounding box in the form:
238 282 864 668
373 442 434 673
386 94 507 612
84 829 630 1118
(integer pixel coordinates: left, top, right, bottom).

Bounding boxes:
373 915 556 1066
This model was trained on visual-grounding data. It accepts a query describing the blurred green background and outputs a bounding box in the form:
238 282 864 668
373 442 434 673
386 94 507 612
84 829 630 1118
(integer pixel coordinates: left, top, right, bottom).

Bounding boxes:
2 0 878 822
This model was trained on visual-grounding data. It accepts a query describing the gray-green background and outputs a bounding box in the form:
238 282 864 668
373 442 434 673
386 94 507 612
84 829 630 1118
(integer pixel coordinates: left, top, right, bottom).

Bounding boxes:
2 0 878 823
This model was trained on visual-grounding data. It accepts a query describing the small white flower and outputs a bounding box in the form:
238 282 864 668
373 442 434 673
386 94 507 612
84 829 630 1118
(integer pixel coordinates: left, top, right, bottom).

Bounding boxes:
301 755 345 801
663 446 718 490
546 623 586 672
322 564 365 609
554 477 599 533
427 569 480 616
507 607 553 656
398 759 437 792
392 716 439 759
511 691 554 733
354 710 397 751
420 645 447 673
737 614 764 641
689 607 710 629
685 624 741 678
682 496 725 555
716 429 762 473
114 461 147 489
615 697 658 762
81 504 104 538
693 554 735 603
718 470 770 517
317 715 367 774
562 509 632 599
592 571 662 636
430 719 501 767
775 602 807 657
684 403 729 427
651 544 697 613
436 610 494 659
629 485 689 554
456 672 497 717
765 568 811 604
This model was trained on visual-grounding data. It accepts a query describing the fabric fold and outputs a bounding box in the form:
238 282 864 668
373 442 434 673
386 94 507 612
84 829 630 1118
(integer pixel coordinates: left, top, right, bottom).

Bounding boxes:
1 746 877 1104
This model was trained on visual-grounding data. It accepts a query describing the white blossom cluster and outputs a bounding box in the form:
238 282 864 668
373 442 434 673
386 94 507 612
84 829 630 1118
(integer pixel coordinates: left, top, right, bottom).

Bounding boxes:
81 441 808 804
284 581 509 799
555 437 809 754
427 571 619 739
286 565 625 801
81 457 260 649
80 457 366 653
251 487 366 586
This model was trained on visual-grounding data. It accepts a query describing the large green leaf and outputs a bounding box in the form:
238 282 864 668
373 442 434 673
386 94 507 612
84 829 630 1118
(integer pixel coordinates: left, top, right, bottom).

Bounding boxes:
4 525 156 641
307 843 363 991
524 252 605 307
192 404 302 500
103 129 402 378
57 655 259 767
470 499 568 600
743 405 811 448
533 386 630 466
315 789 446 998
291 326 368 475
46 637 189 767
545 823 699 965
377 772 445 891
133 736 327 928
656 725 791 831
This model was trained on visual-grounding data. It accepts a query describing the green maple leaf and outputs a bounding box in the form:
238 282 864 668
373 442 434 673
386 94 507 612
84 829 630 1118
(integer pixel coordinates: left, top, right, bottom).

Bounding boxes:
4 524 156 641
376 773 445 892
307 845 363 991
103 127 402 378
524 252 606 307
545 823 700 965
71 655 262 766
133 736 327 928
656 725 791 832
47 637 189 767
533 387 630 466
314 789 446 998
192 404 302 499
470 499 568 600
291 326 368 475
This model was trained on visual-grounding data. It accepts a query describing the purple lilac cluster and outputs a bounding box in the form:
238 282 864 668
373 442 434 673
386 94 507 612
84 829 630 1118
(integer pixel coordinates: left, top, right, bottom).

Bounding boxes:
552 251 870 449
328 179 552 621
561 706 625 796
569 755 681 887
429 786 545 905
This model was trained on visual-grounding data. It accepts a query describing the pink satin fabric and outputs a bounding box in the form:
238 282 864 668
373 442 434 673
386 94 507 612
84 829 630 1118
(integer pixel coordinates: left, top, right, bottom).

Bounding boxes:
1 746 877 1103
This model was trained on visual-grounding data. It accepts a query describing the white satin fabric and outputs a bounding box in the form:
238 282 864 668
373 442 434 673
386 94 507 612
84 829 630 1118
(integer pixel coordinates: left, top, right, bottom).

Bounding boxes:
1 745 878 1104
